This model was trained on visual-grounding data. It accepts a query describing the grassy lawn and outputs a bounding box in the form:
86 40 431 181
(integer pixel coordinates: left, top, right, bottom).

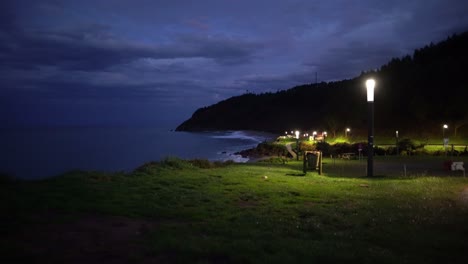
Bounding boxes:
1 158 468 263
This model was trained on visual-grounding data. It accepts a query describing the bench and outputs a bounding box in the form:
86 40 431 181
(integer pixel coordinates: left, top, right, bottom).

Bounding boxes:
451 162 465 177
341 153 356 160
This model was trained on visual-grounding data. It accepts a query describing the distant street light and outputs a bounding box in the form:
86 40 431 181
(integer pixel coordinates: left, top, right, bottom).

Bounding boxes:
443 124 448 138
366 79 376 177
396 130 399 155
312 131 317 140
443 124 448 154
345 128 351 138
323 131 328 142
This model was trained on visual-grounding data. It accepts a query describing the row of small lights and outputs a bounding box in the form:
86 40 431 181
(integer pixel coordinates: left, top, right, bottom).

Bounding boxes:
285 130 328 139
286 125 447 139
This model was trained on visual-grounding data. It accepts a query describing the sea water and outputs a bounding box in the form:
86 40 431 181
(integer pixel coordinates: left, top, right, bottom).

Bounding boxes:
0 126 275 179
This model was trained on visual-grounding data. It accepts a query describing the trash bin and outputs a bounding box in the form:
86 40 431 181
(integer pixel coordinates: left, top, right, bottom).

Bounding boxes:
307 153 317 171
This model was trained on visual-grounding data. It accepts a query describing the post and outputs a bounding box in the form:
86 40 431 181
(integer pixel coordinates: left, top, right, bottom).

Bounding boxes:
302 152 307 174
318 151 323 175
396 130 399 156
368 101 374 177
296 138 299 161
366 79 375 177
443 124 448 156
295 130 300 161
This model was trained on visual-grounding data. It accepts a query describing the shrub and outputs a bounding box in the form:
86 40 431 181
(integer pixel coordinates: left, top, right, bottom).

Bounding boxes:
160 157 192 169
213 160 235 167
189 159 212 169
330 143 353 155
258 157 288 164
397 138 425 155
374 146 386 156
190 159 235 169
246 142 288 157
315 142 331 155
385 146 398 155
299 141 316 151
133 161 160 174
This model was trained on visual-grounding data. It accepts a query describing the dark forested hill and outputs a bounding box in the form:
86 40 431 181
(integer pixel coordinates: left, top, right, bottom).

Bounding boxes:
176 32 468 137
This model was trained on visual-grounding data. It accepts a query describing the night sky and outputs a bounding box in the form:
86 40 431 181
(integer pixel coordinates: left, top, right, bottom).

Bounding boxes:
2 0 468 128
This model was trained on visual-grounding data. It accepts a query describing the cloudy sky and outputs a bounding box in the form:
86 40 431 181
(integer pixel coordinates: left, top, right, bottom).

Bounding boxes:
1 0 468 127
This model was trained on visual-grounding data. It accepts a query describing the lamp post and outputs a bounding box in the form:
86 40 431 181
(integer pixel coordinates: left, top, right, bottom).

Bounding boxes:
345 128 350 138
396 130 399 155
366 79 375 177
443 124 448 154
312 131 317 141
295 130 300 161
323 131 327 142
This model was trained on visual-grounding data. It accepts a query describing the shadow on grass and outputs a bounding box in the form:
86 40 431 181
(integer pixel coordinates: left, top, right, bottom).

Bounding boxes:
285 173 306 177
325 174 389 179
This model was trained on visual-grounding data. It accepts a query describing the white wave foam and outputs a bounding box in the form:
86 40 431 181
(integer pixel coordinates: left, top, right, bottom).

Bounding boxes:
211 131 269 142
224 154 249 163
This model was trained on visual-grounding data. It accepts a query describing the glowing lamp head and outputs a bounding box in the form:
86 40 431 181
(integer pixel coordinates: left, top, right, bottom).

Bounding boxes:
366 79 375 102
443 124 448 129
312 131 317 136
346 128 350 132
295 130 300 139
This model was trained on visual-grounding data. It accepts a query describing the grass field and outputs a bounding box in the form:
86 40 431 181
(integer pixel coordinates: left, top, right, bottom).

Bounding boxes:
1 157 468 263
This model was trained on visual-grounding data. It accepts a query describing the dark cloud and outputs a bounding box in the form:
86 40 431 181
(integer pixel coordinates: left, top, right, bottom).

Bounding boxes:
0 28 262 72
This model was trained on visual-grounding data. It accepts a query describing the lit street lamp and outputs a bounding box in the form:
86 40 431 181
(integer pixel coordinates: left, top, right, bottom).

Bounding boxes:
345 128 350 138
323 131 327 142
295 130 300 161
366 79 375 177
396 130 399 155
443 124 448 154
312 131 317 140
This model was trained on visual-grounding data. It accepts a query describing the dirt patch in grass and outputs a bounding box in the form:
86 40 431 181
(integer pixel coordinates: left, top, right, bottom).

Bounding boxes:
3 211 163 264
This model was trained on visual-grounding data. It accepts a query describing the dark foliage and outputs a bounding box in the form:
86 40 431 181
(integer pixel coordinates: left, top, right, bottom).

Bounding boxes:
189 159 235 169
315 142 331 155
236 142 288 158
176 32 468 136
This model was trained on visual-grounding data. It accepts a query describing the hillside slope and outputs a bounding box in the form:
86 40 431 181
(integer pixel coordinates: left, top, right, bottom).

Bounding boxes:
177 32 468 137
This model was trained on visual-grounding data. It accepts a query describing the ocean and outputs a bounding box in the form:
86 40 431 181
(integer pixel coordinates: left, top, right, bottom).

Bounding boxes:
0 126 275 179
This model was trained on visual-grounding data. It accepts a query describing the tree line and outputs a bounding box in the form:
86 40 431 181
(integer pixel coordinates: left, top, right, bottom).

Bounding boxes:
176 31 468 138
